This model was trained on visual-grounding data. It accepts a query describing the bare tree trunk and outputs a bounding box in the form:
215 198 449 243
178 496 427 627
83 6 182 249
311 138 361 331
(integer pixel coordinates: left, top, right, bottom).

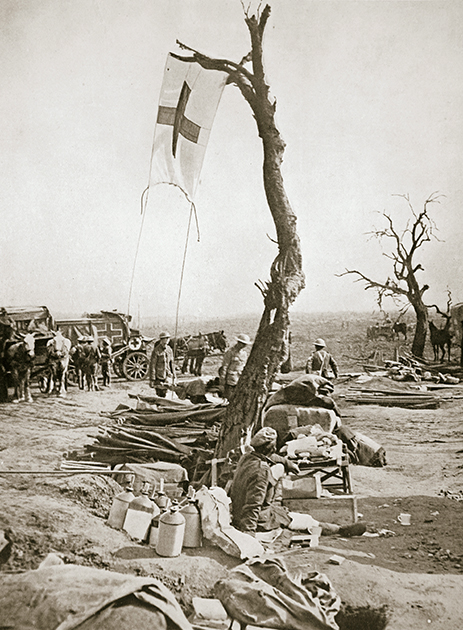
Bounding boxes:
177 7 305 459
215 14 305 457
411 300 428 357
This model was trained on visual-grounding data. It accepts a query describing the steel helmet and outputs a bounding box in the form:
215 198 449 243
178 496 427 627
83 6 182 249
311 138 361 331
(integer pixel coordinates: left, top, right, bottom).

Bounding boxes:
235 333 252 345
314 338 326 348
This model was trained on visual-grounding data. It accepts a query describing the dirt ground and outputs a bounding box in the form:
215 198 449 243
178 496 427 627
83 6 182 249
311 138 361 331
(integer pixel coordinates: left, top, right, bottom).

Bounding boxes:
1 339 463 628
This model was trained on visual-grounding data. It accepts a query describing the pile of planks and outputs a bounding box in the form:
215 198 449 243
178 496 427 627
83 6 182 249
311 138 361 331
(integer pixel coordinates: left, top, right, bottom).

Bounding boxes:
64 394 226 480
345 376 440 409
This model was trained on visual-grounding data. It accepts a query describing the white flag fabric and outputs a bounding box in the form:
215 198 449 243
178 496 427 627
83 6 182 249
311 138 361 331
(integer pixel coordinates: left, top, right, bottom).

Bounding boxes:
148 53 227 203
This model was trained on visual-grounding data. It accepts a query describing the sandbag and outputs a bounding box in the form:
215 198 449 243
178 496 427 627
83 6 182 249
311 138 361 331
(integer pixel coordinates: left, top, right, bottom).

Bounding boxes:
354 432 387 467
0 564 191 630
263 405 340 446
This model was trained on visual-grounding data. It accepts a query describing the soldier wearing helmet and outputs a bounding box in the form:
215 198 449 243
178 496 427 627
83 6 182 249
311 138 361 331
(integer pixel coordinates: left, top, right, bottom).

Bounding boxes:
305 338 338 380
218 333 252 400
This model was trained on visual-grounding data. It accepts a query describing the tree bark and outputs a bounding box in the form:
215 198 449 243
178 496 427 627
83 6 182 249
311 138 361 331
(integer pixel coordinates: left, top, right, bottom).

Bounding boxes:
215 9 305 457
177 6 305 458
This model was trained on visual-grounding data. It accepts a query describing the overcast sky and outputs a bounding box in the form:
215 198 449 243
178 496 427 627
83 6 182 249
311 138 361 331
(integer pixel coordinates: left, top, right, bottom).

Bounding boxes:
1 0 462 322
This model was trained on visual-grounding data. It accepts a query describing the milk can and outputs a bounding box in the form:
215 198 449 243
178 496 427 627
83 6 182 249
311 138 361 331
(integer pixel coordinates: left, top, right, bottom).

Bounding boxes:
180 491 202 548
123 482 159 542
153 478 170 512
107 474 135 530
156 500 185 557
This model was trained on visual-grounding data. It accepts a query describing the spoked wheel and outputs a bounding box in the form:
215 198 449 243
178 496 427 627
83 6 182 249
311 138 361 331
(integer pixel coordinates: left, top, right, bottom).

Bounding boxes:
123 351 149 380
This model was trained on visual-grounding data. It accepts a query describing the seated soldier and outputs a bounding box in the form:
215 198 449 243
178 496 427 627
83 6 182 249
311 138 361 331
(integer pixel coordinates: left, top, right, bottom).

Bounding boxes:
229 427 366 537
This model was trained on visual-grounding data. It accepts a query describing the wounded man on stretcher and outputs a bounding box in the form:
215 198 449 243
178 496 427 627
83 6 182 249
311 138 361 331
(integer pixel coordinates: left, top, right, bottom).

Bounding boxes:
262 374 360 463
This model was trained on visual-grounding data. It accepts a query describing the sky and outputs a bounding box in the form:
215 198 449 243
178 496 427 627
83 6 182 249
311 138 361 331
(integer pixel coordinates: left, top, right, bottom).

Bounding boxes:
1 0 462 323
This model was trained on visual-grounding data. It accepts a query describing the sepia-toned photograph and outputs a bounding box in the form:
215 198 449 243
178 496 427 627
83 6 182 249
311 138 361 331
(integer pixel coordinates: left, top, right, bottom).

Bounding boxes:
1 1 462 628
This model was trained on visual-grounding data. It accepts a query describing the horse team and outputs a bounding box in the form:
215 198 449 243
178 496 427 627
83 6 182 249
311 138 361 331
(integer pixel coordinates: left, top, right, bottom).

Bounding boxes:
0 321 228 403
169 331 227 377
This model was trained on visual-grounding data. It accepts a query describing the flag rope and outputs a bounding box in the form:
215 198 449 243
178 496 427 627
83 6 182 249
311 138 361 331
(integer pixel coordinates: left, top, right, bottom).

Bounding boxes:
126 186 149 319
126 183 200 323
173 203 194 347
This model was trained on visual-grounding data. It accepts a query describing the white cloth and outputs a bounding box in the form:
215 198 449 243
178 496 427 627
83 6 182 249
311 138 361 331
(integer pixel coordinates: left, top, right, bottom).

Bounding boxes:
149 54 227 202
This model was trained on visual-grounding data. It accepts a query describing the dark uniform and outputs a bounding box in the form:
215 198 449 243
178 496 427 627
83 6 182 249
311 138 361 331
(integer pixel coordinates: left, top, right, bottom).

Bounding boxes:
306 349 338 379
229 451 290 534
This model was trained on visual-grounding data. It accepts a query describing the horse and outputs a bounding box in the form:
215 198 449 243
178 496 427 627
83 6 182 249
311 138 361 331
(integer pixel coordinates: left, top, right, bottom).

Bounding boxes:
392 322 408 340
5 333 36 403
366 324 393 341
181 335 210 376
205 330 227 353
45 331 71 396
429 320 452 363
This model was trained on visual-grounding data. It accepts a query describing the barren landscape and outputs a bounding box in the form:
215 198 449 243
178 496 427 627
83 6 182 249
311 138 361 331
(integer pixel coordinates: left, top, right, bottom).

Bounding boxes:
1 311 462 629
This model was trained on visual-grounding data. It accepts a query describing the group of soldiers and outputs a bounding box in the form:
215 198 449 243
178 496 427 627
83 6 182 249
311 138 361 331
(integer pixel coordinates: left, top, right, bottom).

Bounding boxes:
70 335 112 390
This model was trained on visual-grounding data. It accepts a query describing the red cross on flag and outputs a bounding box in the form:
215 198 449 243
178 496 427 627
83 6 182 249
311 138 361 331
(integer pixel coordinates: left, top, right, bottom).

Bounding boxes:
148 53 228 203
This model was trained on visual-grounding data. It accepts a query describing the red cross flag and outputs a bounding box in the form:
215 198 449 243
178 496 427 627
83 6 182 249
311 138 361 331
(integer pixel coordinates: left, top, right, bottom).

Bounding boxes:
148 53 228 203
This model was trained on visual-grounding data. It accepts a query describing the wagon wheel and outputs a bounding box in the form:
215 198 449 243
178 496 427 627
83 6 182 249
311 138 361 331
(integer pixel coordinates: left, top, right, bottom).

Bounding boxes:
122 351 149 380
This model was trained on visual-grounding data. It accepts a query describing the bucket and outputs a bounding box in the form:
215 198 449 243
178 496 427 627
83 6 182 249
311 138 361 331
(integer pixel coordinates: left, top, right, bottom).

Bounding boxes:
156 501 185 557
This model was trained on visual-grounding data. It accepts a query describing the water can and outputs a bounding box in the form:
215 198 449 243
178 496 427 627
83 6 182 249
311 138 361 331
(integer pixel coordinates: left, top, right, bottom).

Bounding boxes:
156 501 185 557
152 478 170 512
181 499 202 548
107 475 135 530
123 482 159 542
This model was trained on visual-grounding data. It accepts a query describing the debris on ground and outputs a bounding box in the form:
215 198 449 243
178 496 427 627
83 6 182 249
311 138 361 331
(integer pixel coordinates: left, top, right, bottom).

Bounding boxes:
344 375 441 408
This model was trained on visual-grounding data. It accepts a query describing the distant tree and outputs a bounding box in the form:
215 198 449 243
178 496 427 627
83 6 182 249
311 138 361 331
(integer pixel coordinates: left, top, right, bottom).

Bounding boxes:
176 4 305 458
340 193 444 358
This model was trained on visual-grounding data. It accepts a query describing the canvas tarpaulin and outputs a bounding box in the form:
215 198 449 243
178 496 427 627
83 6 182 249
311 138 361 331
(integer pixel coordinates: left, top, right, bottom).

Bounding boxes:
196 485 264 559
215 556 341 630
0 564 192 630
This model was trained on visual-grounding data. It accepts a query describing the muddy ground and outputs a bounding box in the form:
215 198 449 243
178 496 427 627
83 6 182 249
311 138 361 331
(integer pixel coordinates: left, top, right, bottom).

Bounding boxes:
1 327 463 628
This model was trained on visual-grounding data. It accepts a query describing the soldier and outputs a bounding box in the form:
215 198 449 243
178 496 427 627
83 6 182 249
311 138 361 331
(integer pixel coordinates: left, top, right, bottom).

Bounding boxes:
100 337 112 387
305 338 338 380
218 333 252 399
149 331 176 397
229 427 366 537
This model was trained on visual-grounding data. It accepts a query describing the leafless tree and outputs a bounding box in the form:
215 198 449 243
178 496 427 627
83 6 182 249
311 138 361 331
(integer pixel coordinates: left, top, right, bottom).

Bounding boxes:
340 193 443 357
176 4 305 458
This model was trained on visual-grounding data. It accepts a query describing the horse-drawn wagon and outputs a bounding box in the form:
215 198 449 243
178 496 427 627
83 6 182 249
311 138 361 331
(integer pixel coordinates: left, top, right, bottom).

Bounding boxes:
0 306 57 399
56 310 154 381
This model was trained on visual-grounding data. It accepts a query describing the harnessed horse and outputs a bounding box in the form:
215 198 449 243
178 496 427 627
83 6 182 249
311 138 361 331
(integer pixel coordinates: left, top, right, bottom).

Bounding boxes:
181 335 210 376
45 332 72 396
180 331 227 376
429 320 452 362
5 333 36 403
